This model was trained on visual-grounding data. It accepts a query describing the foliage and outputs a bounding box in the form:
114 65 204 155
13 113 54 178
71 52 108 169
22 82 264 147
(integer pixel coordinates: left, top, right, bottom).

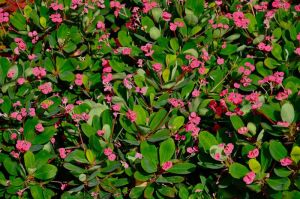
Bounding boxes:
0 0 300 198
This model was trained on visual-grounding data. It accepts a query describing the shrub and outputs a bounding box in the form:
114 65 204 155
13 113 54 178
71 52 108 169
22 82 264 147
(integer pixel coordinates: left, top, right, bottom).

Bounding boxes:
0 0 300 198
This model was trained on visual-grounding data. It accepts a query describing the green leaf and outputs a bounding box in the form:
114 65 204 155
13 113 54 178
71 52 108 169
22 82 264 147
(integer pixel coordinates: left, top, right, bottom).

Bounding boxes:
118 30 132 46
167 163 196 174
140 141 158 173
24 151 36 172
24 5 33 18
86 149 95 164
129 187 145 199
220 44 238 55
133 105 147 125
274 167 292 177
3 157 19 176
269 140 287 161
229 163 249 179
170 38 179 52
10 12 26 30
158 186 176 198
185 0 204 16
63 42 77 53
30 185 44 199
150 109 168 130
248 159 261 173
281 102 295 123
266 177 290 191
230 115 245 130
32 127 57 145
291 146 300 164
198 131 218 151
34 164 57 180
264 58 280 69
141 158 157 173
81 123 97 137
149 26 161 40
271 43 282 60
148 129 170 142
159 138 175 164
40 17 47 28
169 116 185 130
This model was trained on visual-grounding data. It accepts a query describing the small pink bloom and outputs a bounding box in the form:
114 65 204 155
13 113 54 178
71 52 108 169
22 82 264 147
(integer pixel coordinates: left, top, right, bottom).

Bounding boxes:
16 140 31 153
152 63 162 72
224 143 234 155
35 123 44 133
108 153 116 161
192 89 200 97
17 78 26 85
122 47 132 55
217 57 224 65
277 121 290 127
104 148 113 156
238 127 248 135
280 157 293 166
247 148 259 159
10 133 17 140
126 110 137 122
7 69 15 78
135 152 143 159
61 183 67 191
243 171 256 184
59 148 67 159
162 11 172 21
97 130 105 136
38 82 53 94
162 161 173 171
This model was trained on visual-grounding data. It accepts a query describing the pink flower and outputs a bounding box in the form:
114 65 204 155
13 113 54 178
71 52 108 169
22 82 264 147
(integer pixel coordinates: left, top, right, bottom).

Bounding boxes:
192 89 200 97
108 153 116 161
232 11 249 29
228 92 243 105
38 82 53 94
50 13 63 23
61 184 67 191
152 63 162 72
243 171 256 184
224 143 234 155
162 11 172 21
75 74 83 86
112 104 121 112
277 121 290 127
126 110 137 122
7 69 15 78
217 57 224 65
10 133 17 140
280 157 293 166
122 47 132 55
16 140 31 153
162 161 173 171
59 148 67 159
97 21 105 30
238 127 248 135
50 3 64 10
97 130 105 136
35 123 44 133
135 152 143 159
170 22 177 31
104 148 113 156
295 48 300 55
141 43 154 57
247 148 259 159
29 108 36 117
17 78 26 85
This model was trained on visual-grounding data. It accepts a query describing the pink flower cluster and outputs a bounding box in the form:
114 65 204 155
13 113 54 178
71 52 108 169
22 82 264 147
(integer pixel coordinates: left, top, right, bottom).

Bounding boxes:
141 43 154 57
38 82 53 94
152 63 162 72
170 21 184 31
142 0 157 13
258 71 284 85
50 3 64 11
110 0 125 17
75 74 83 86
185 112 201 137
59 148 71 159
16 140 31 153
280 157 293 166
248 148 259 158
50 13 63 23
35 123 44 133
232 12 249 29
32 67 46 79
71 112 89 123
14 38 26 54
126 110 137 122
162 161 173 171
168 98 184 108
238 127 248 135
243 171 256 184
28 31 39 44
104 148 116 161
0 8 9 23
162 11 172 22
258 42 272 52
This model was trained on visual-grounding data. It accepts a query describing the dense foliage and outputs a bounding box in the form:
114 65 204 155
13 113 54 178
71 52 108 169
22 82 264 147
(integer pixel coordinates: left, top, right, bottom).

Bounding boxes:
0 0 300 198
